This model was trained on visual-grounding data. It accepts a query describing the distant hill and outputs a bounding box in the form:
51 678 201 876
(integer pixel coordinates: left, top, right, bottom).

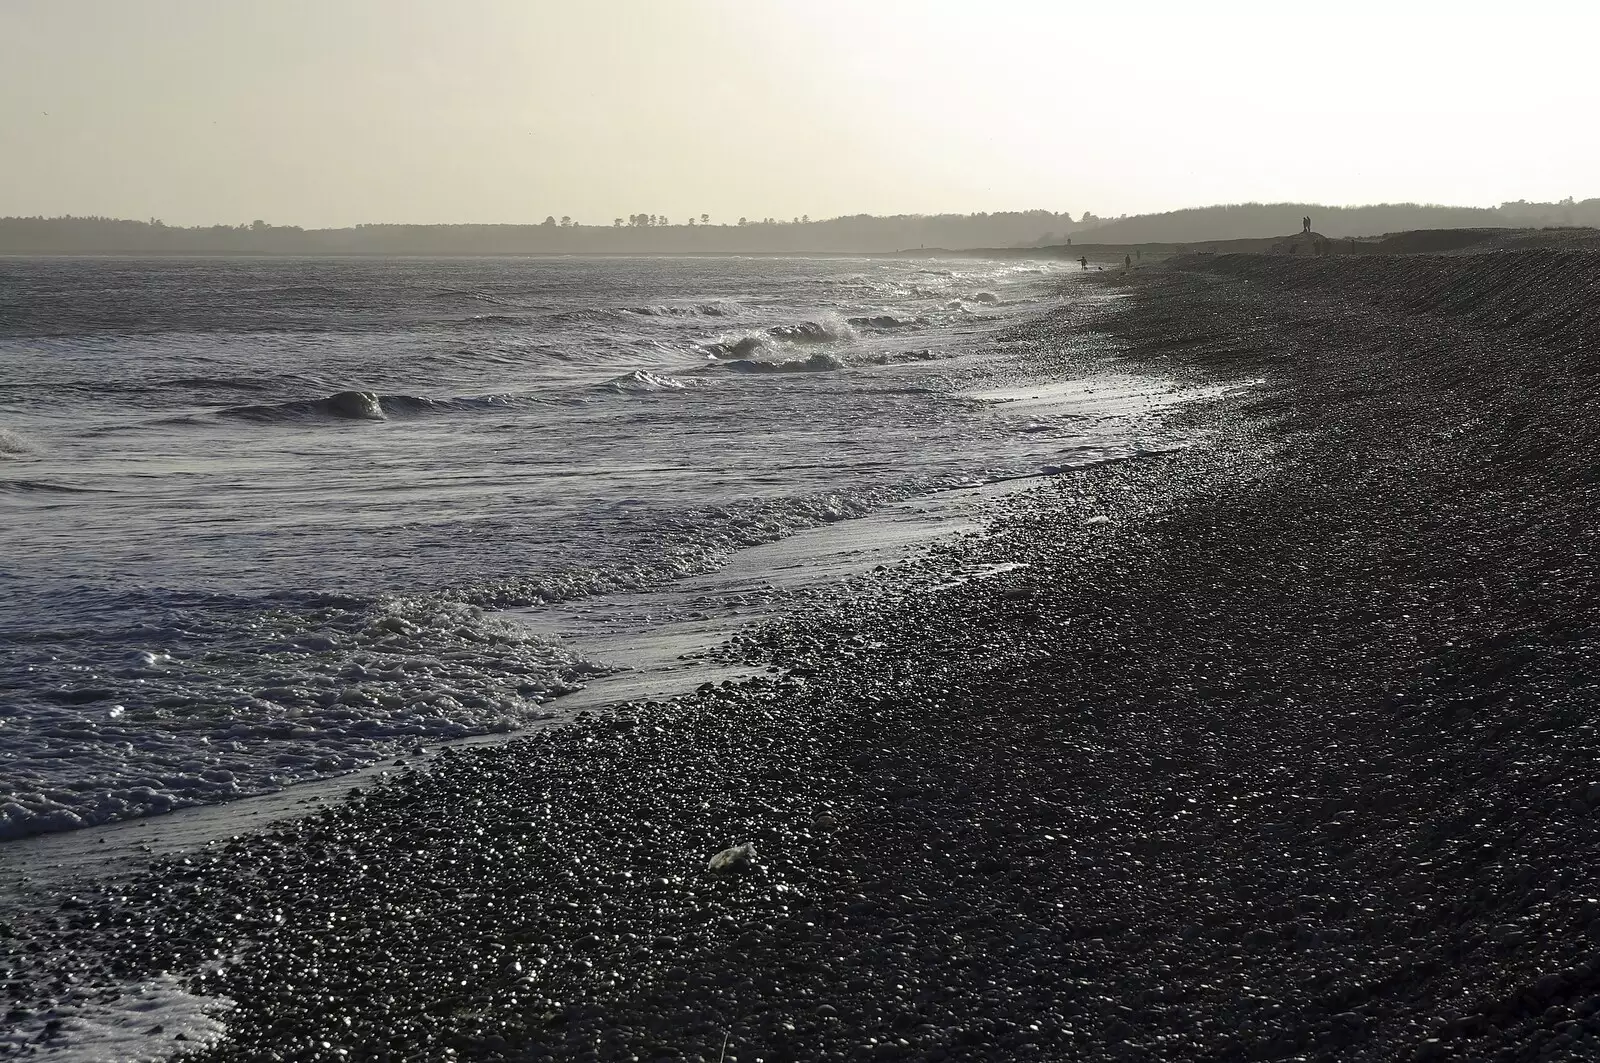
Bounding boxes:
1074 200 1600 244
9 200 1599 256
0 211 1079 256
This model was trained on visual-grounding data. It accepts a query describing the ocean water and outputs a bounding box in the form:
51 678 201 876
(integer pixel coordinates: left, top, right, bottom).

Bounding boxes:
0 255 1180 841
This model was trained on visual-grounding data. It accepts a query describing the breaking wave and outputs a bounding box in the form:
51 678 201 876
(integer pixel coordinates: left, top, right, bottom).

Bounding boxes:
222 390 389 422
599 369 701 393
847 314 925 330
769 317 857 344
699 313 858 360
623 301 744 318
719 352 847 374
700 335 770 360
218 390 529 424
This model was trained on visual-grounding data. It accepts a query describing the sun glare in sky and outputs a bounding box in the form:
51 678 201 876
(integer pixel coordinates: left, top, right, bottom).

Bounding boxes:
2 0 1596 226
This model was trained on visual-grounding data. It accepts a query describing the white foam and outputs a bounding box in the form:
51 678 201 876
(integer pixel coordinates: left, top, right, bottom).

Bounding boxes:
967 376 1257 417
0 597 603 841
928 561 1030 592
0 427 36 458
0 976 232 1061
602 369 699 392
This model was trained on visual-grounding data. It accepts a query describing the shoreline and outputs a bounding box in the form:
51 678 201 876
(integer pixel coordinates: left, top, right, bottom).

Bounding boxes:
0 477 1002 896
0 392 1211 901
1 282 1258 1060
1 298 1215 862
11 248 1600 1061
0 260 1104 850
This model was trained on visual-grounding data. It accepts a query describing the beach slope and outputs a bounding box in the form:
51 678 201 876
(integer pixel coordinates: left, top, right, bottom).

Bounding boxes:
11 247 1600 1062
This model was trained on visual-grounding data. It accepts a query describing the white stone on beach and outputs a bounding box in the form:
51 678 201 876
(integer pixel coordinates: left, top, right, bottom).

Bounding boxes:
707 842 758 874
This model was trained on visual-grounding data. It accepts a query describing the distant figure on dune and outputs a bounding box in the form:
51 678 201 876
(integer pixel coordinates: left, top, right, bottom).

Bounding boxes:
1124 254 1131 269
1302 215 1311 233
1080 256 1088 270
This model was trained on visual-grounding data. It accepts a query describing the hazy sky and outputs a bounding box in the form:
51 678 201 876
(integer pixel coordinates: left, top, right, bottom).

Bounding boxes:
3 0 1597 227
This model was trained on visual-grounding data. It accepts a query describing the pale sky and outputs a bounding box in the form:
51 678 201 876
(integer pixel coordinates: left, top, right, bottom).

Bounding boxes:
2 0 1597 227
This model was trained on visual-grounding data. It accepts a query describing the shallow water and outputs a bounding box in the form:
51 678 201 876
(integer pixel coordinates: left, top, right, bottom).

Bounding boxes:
0 255 1185 840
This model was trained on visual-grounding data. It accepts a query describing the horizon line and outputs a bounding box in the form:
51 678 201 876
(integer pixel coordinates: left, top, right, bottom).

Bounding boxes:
5 196 1595 231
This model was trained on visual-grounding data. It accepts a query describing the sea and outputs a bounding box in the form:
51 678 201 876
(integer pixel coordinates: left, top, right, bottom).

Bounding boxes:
0 254 1193 844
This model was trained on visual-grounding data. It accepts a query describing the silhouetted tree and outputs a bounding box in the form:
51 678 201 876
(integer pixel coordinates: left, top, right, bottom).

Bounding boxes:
560 216 572 227
700 213 710 225
542 216 556 227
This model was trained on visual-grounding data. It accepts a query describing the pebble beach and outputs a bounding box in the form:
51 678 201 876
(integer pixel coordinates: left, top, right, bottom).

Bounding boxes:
8 242 1600 1062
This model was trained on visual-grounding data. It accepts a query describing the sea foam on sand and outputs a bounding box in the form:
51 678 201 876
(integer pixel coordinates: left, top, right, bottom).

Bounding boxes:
0 975 232 1061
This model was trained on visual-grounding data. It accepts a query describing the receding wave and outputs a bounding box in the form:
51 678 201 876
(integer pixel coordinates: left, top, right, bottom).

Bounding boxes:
860 347 943 365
